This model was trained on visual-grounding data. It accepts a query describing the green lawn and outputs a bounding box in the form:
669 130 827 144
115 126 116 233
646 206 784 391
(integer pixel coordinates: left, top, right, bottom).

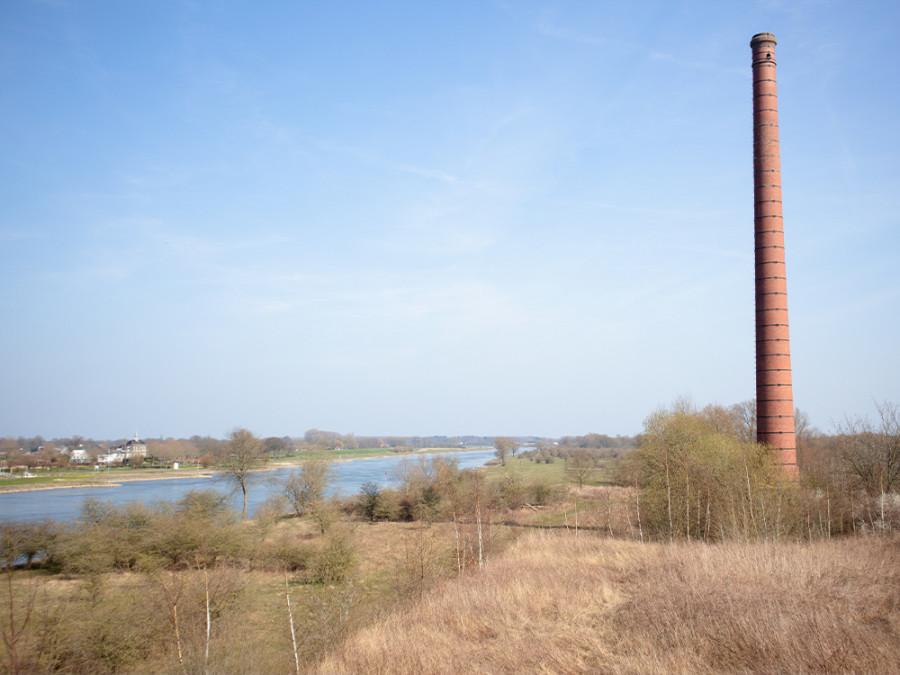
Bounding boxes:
483 455 568 482
0 471 108 487
483 454 618 486
0 466 191 489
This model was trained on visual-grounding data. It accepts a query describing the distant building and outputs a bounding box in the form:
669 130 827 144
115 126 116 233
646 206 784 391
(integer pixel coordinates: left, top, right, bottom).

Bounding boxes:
98 433 147 464
117 434 147 458
69 448 91 464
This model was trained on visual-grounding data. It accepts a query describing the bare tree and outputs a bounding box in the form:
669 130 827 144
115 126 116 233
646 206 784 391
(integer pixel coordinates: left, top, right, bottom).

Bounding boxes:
217 428 267 520
566 450 596 489
0 438 22 472
837 401 900 496
263 436 290 457
493 437 518 467
282 459 334 518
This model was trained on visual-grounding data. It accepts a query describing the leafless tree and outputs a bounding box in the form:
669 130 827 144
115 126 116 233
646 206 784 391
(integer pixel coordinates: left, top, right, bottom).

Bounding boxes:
493 437 518 467
282 459 334 518
217 428 267 521
836 401 900 496
566 450 596 489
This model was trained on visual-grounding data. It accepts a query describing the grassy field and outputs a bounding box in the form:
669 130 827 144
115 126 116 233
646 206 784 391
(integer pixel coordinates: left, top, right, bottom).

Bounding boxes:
0 473 96 487
0 468 166 488
318 530 900 674
482 454 617 485
0 467 214 492
483 454 566 481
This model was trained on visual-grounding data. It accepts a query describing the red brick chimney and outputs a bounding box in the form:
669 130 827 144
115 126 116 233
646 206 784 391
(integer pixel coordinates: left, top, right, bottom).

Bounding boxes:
751 33 797 475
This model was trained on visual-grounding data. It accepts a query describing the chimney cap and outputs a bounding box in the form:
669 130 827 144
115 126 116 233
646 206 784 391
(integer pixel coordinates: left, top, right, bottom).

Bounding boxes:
751 32 777 47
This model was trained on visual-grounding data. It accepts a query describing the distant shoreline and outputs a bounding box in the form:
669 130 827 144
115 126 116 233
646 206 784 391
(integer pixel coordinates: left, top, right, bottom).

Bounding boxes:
0 470 216 494
0 447 492 494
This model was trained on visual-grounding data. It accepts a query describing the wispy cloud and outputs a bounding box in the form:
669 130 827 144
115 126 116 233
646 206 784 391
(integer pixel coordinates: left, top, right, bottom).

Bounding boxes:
537 21 742 74
310 139 463 186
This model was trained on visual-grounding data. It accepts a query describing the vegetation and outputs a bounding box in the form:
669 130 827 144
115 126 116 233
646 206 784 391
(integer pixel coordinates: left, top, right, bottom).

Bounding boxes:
281 459 334 520
492 436 518 466
1 401 898 673
217 428 268 521
618 407 794 541
0 430 493 480
319 531 900 674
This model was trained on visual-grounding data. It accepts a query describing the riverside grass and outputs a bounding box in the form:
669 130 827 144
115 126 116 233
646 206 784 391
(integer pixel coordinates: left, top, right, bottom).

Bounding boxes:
318 531 900 675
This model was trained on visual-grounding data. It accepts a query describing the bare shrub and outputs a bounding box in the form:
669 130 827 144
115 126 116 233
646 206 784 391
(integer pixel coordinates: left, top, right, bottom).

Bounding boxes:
303 579 367 658
281 459 334 518
254 536 313 572
392 522 448 600
310 497 342 534
394 455 461 521
0 521 56 570
835 401 900 496
498 462 527 509
37 575 159 674
566 449 597 489
310 526 357 585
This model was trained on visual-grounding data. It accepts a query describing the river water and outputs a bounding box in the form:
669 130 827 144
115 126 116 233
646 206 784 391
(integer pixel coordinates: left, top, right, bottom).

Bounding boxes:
0 449 496 523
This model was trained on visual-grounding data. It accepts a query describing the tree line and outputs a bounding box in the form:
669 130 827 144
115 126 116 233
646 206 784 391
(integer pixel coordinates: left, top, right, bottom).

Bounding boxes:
1 431 519 469
616 399 900 540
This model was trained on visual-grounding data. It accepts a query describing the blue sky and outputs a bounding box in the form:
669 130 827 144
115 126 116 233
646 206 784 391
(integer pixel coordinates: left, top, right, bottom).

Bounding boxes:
1 0 898 440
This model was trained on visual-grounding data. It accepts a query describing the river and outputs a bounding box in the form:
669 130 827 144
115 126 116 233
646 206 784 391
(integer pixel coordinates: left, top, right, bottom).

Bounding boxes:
0 449 496 523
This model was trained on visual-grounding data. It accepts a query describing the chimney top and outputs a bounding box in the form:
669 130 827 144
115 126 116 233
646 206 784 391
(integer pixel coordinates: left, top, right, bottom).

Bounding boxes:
750 32 777 47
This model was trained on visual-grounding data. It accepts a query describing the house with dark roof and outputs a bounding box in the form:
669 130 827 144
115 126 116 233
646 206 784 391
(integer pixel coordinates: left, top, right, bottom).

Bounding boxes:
98 433 147 464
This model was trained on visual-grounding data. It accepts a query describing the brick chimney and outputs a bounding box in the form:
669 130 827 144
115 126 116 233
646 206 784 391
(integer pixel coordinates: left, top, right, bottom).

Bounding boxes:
751 32 797 475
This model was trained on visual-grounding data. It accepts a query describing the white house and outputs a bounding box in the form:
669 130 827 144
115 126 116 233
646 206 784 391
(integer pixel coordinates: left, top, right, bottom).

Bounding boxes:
98 433 147 464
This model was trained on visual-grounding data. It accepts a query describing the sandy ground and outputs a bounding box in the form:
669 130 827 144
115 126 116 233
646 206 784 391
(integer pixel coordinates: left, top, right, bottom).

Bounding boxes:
0 470 216 493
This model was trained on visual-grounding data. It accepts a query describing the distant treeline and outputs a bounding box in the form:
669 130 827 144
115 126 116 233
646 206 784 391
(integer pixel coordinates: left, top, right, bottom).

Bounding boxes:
1 429 636 468
556 433 637 450
300 429 498 451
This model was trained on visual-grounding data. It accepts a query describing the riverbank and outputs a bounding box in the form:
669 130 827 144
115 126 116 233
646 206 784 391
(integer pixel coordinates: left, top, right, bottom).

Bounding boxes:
0 469 216 493
0 447 492 494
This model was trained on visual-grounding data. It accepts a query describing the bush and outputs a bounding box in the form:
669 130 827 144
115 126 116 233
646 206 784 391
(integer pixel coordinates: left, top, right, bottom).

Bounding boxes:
499 464 527 509
311 527 357 584
357 482 382 521
310 498 341 534
254 536 312 572
282 459 334 517
373 488 401 521
1 520 56 568
620 408 797 541
528 478 556 506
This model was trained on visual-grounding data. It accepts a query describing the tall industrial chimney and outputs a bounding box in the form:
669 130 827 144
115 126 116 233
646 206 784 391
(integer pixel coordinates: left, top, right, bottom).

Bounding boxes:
751 32 797 475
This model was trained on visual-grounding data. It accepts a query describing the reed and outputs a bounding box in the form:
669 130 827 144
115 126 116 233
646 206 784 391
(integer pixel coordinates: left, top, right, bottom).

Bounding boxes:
319 531 900 674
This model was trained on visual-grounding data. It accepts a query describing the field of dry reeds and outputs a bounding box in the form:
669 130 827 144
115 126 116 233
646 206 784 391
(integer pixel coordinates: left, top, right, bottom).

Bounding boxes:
318 531 900 675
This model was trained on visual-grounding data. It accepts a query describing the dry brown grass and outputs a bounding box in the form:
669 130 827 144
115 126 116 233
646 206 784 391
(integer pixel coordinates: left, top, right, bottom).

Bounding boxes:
5 492 898 674
318 532 900 675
